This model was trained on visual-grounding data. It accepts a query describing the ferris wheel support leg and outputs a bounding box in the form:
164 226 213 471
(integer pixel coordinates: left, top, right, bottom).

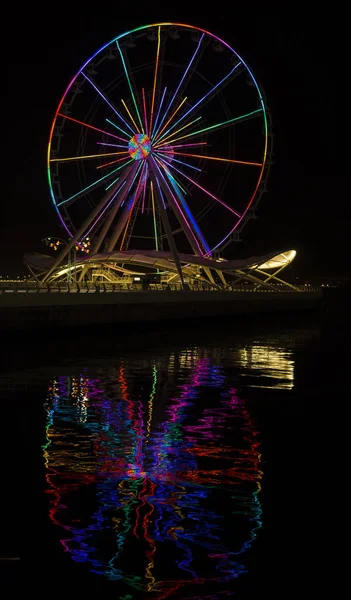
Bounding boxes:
148 170 185 289
216 269 227 287
155 159 210 258
254 267 300 291
43 169 135 283
106 165 144 252
77 163 140 281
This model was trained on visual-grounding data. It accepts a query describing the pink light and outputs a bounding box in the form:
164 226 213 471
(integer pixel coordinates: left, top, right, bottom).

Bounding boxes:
165 159 241 217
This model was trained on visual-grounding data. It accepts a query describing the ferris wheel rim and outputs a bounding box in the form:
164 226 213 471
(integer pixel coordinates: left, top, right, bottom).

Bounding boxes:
47 22 269 255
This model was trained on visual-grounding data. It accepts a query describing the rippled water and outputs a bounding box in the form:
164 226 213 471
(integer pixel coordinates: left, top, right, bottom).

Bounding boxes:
3 295 350 596
43 353 262 597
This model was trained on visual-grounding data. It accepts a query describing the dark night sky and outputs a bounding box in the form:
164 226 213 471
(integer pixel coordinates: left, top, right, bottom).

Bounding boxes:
3 5 347 278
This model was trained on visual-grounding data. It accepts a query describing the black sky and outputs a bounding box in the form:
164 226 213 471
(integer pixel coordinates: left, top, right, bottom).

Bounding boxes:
3 5 347 277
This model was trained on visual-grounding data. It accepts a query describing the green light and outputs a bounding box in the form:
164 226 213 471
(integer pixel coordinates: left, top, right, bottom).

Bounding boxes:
164 108 263 145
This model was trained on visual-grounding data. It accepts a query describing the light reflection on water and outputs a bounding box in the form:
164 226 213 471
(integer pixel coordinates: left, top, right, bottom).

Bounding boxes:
42 348 267 598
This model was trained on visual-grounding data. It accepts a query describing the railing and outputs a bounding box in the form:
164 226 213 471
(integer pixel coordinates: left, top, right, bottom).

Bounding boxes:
0 282 322 294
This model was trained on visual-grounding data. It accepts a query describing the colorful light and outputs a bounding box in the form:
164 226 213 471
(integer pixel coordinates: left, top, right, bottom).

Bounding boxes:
50 150 129 163
168 151 262 167
152 33 205 140
116 40 144 132
155 62 242 144
128 133 152 160
43 351 263 593
161 158 241 217
82 72 135 135
48 22 268 253
157 109 263 147
57 113 129 143
154 116 202 148
149 26 161 135
152 96 188 143
121 99 140 133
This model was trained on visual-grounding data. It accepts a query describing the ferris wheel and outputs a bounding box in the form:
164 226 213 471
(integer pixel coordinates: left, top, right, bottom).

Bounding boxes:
45 23 272 283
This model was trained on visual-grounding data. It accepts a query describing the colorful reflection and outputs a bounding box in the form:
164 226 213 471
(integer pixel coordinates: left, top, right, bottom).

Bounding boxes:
43 349 262 597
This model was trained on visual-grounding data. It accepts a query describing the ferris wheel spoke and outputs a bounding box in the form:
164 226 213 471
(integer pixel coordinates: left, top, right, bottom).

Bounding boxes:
57 160 132 207
82 72 135 136
151 97 188 143
50 150 129 164
158 157 241 218
151 86 167 139
149 25 161 136
154 62 242 145
116 41 144 132
152 33 205 141
106 162 144 251
84 180 128 241
165 151 262 167
155 151 202 172
165 142 207 149
152 157 209 256
141 169 147 214
58 113 129 143
89 164 140 256
97 155 132 170
141 88 149 137
121 99 141 133
154 117 202 148
105 118 132 140
119 163 146 250
44 164 137 282
97 142 128 149
155 108 263 147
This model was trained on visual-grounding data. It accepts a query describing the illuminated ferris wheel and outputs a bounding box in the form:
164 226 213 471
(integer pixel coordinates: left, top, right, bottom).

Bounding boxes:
44 23 272 283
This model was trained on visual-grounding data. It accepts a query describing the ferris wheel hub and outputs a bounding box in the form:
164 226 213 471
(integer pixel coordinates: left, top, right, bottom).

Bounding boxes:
128 133 152 160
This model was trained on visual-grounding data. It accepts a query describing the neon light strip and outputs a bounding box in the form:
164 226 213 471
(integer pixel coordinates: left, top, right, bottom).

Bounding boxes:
154 117 201 148
58 161 132 206
157 109 263 146
152 33 204 140
152 97 187 143
57 113 128 143
120 163 145 249
97 155 131 169
162 158 241 217
163 142 207 149
154 159 205 255
116 41 144 131
82 72 135 135
121 99 140 133
105 118 131 139
105 177 119 190
84 181 127 238
158 166 188 195
51 150 128 163
169 151 262 167
142 88 149 136
141 174 147 214
155 151 202 172
149 26 161 136
160 160 210 254
149 180 159 250
155 176 166 209
152 86 167 137
97 142 128 148
48 23 268 248
155 62 241 144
